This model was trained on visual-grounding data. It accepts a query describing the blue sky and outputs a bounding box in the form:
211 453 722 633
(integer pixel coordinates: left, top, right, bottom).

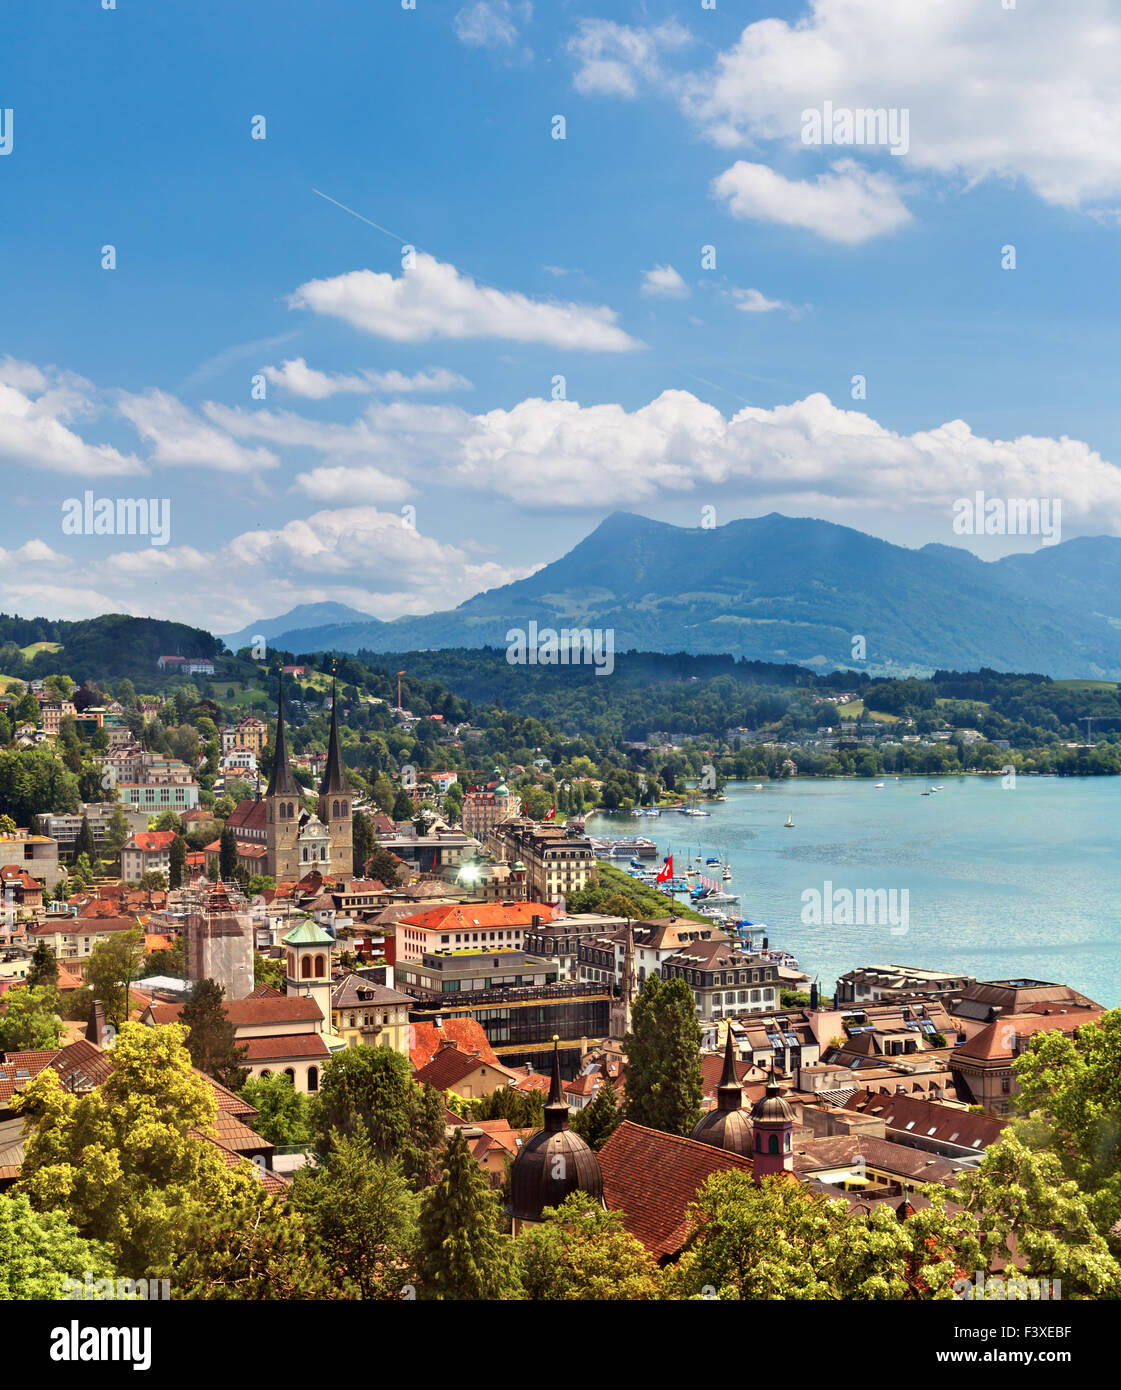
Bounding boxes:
3 0 1121 634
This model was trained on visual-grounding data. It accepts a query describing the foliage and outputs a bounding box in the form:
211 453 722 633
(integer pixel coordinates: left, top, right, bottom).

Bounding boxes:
516 1192 663 1300
569 1081 622 1150
239 1073 312 1148
253 953 286 992
27 941 59 991
0 1192 118 1299
179 978 248 1090
0 984 62 1051
415 1128 516 1300
623 973 704 1136
85 928 146 1029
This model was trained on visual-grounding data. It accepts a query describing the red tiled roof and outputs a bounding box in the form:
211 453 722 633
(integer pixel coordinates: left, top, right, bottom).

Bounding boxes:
414 1044 516 1093
954 1009 1106 1062
243 1033 330 1061
126 831 176 853
399 902 555 933
409 1017 499 1070
147 996 323 1027
226 800 267 832
598 1120 754 1259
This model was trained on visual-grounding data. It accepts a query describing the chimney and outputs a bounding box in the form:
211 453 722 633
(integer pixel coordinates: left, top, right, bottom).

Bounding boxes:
86 997 107 1046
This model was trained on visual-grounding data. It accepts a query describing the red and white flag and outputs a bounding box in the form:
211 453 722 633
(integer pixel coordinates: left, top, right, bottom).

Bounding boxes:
656 855 673 884
544 805 556 821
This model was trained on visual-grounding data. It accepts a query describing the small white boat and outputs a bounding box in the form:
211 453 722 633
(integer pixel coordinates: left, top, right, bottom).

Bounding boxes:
784 813 794 828
754 784 764 790
874 782 885 789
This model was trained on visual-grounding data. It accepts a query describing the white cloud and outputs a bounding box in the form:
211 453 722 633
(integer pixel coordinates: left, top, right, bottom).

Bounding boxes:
117 389 279 473
261 358 471 400
0 362 145 477
293 465 413 505
24 506 535 631
568 18 691 98
687 0 1121 210
732 288 793 315
712 160 912 244
641 264 690 298
290 252 641 352
454 1 530 52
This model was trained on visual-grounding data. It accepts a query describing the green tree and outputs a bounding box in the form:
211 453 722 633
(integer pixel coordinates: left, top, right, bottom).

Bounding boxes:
253 954 286 992
219 824 238 881
516 1191 663 1300
291 1126 418 1299
0 1193 118 1300
180 979 248 1090
168 833 187 889
139 870 168 893
85 928 146 1029
623 973 703 1136
0 813 16 836
352 809 375 876
12 690 39 725
103 804 132 868
14 1022 262 1278
415 1128 516 1300
239 1074 312 1147
391 789 415 822
469 1085 545 1130
154 809 184 834
0 985 62 1051
74 813 96 862
311 1047 444 1186
26 941 59 992
368 844 401 888
247 874 274 897
570 1081 622 1151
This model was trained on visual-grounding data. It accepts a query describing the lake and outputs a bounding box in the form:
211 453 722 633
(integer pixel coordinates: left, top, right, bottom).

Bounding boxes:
585 776 1121 1008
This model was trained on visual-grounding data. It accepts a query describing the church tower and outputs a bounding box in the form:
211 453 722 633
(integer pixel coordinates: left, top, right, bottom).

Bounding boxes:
750 1068 795 1184
265 671 302 882
318 678 353 878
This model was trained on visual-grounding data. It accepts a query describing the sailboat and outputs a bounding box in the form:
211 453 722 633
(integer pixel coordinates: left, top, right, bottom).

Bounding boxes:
722 857 733 881
784 812 794 828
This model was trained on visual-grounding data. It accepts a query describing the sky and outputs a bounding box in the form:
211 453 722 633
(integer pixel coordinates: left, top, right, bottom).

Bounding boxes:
3 0 1121 636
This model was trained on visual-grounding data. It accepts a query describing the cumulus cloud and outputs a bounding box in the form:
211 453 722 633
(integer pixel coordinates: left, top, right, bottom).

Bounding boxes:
712 160 912 244
686 0 1121 210
21 506 535 631
731 288 793 315
117 389 279 473
289 252 641 351
641 264 690 298
454 1 531 53
261 357 471 400
568 18 691 98
0 361 145 477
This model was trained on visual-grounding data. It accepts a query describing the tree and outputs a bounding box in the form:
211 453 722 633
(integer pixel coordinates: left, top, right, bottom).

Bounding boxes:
0 1193 118 1300
239 1074 312 1147
103 804 132 867
219 825 238 882
469 1085 545 1130
14 1022 261 1278
174 1190 343 1300
668 1173 981 1300
180 979 248 1090
253 954 286 992
352 809 375 876
0 985 62 1051
139 870 168 893
516 1191 663 1300
154 810 184 834
74 814 96 862
247 874 274 897
311 1047 444 1186
0 813 16 836
169 833 187 889
623 973 703 1136
291 1126 419 1299
415 1128 516 1300
368 844 401 889
0 746 80 823
391 789 415 822
13 690 39 725
26 942 59 992
85 928 146 1029
570 1081 621 1150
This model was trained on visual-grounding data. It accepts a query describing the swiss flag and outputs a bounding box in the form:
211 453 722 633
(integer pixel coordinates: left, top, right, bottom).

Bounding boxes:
655 855 673 884
544 806 557 821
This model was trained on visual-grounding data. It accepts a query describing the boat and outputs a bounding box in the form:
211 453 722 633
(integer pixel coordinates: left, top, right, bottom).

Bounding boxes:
722 862 732 881
753 784 764 790
705 856 721 865
685 807 710 817
875 782 885 789
784 813 794 828
921 790 930 796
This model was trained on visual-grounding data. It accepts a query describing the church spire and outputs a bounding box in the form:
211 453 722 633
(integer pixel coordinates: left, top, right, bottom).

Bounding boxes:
266 669 301 798
544 1036 569 1132
320 676 350 796
716 1028 744 1112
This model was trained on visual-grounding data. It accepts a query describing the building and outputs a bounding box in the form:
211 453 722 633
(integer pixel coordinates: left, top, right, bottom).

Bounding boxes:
396 902 561 963
39 803 149 864
183 880 255 1001
220 716 268 756
117 782 200 813
461 772 521 839
835 964 977 1007
949 1008 1105 1115
156 655 215 676
395 947 559 1001
659 940 780 1022
38 700 77 735
331 973 413 1054
488 819 596 905
690 1032 754 1156
414 1042 518 1099
576 918 729 992
120 831 176 884
0 830 62 890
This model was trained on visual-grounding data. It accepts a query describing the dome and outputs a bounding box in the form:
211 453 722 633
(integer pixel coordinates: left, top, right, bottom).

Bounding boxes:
690 1030 753 1156
507 1042 603 1224
751 1071 794 1126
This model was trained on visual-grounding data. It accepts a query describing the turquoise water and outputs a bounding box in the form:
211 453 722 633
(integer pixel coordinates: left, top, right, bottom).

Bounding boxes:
585 777 1121 1007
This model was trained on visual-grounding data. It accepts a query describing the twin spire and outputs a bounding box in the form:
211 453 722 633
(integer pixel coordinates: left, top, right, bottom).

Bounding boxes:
266 668 350 800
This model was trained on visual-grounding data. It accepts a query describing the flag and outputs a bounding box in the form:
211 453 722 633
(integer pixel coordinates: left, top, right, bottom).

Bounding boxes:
656 855 673 884
544 805 556 821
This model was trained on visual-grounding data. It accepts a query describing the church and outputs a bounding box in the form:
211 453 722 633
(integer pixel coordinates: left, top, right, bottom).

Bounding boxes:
249 673 353 882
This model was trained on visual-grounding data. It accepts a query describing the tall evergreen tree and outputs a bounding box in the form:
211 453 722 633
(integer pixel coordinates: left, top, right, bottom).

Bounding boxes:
352 809 375 876
27 941 59 992
74 814 95 862
623 973 703 1136
180 978 248 1090
168 833 187 889
416 1128 515 1300
218 824 238 881
570 1079 622 1150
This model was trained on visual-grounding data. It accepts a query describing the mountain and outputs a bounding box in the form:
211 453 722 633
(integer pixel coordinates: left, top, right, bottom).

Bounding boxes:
221 602 378 650
248 512 1121 678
